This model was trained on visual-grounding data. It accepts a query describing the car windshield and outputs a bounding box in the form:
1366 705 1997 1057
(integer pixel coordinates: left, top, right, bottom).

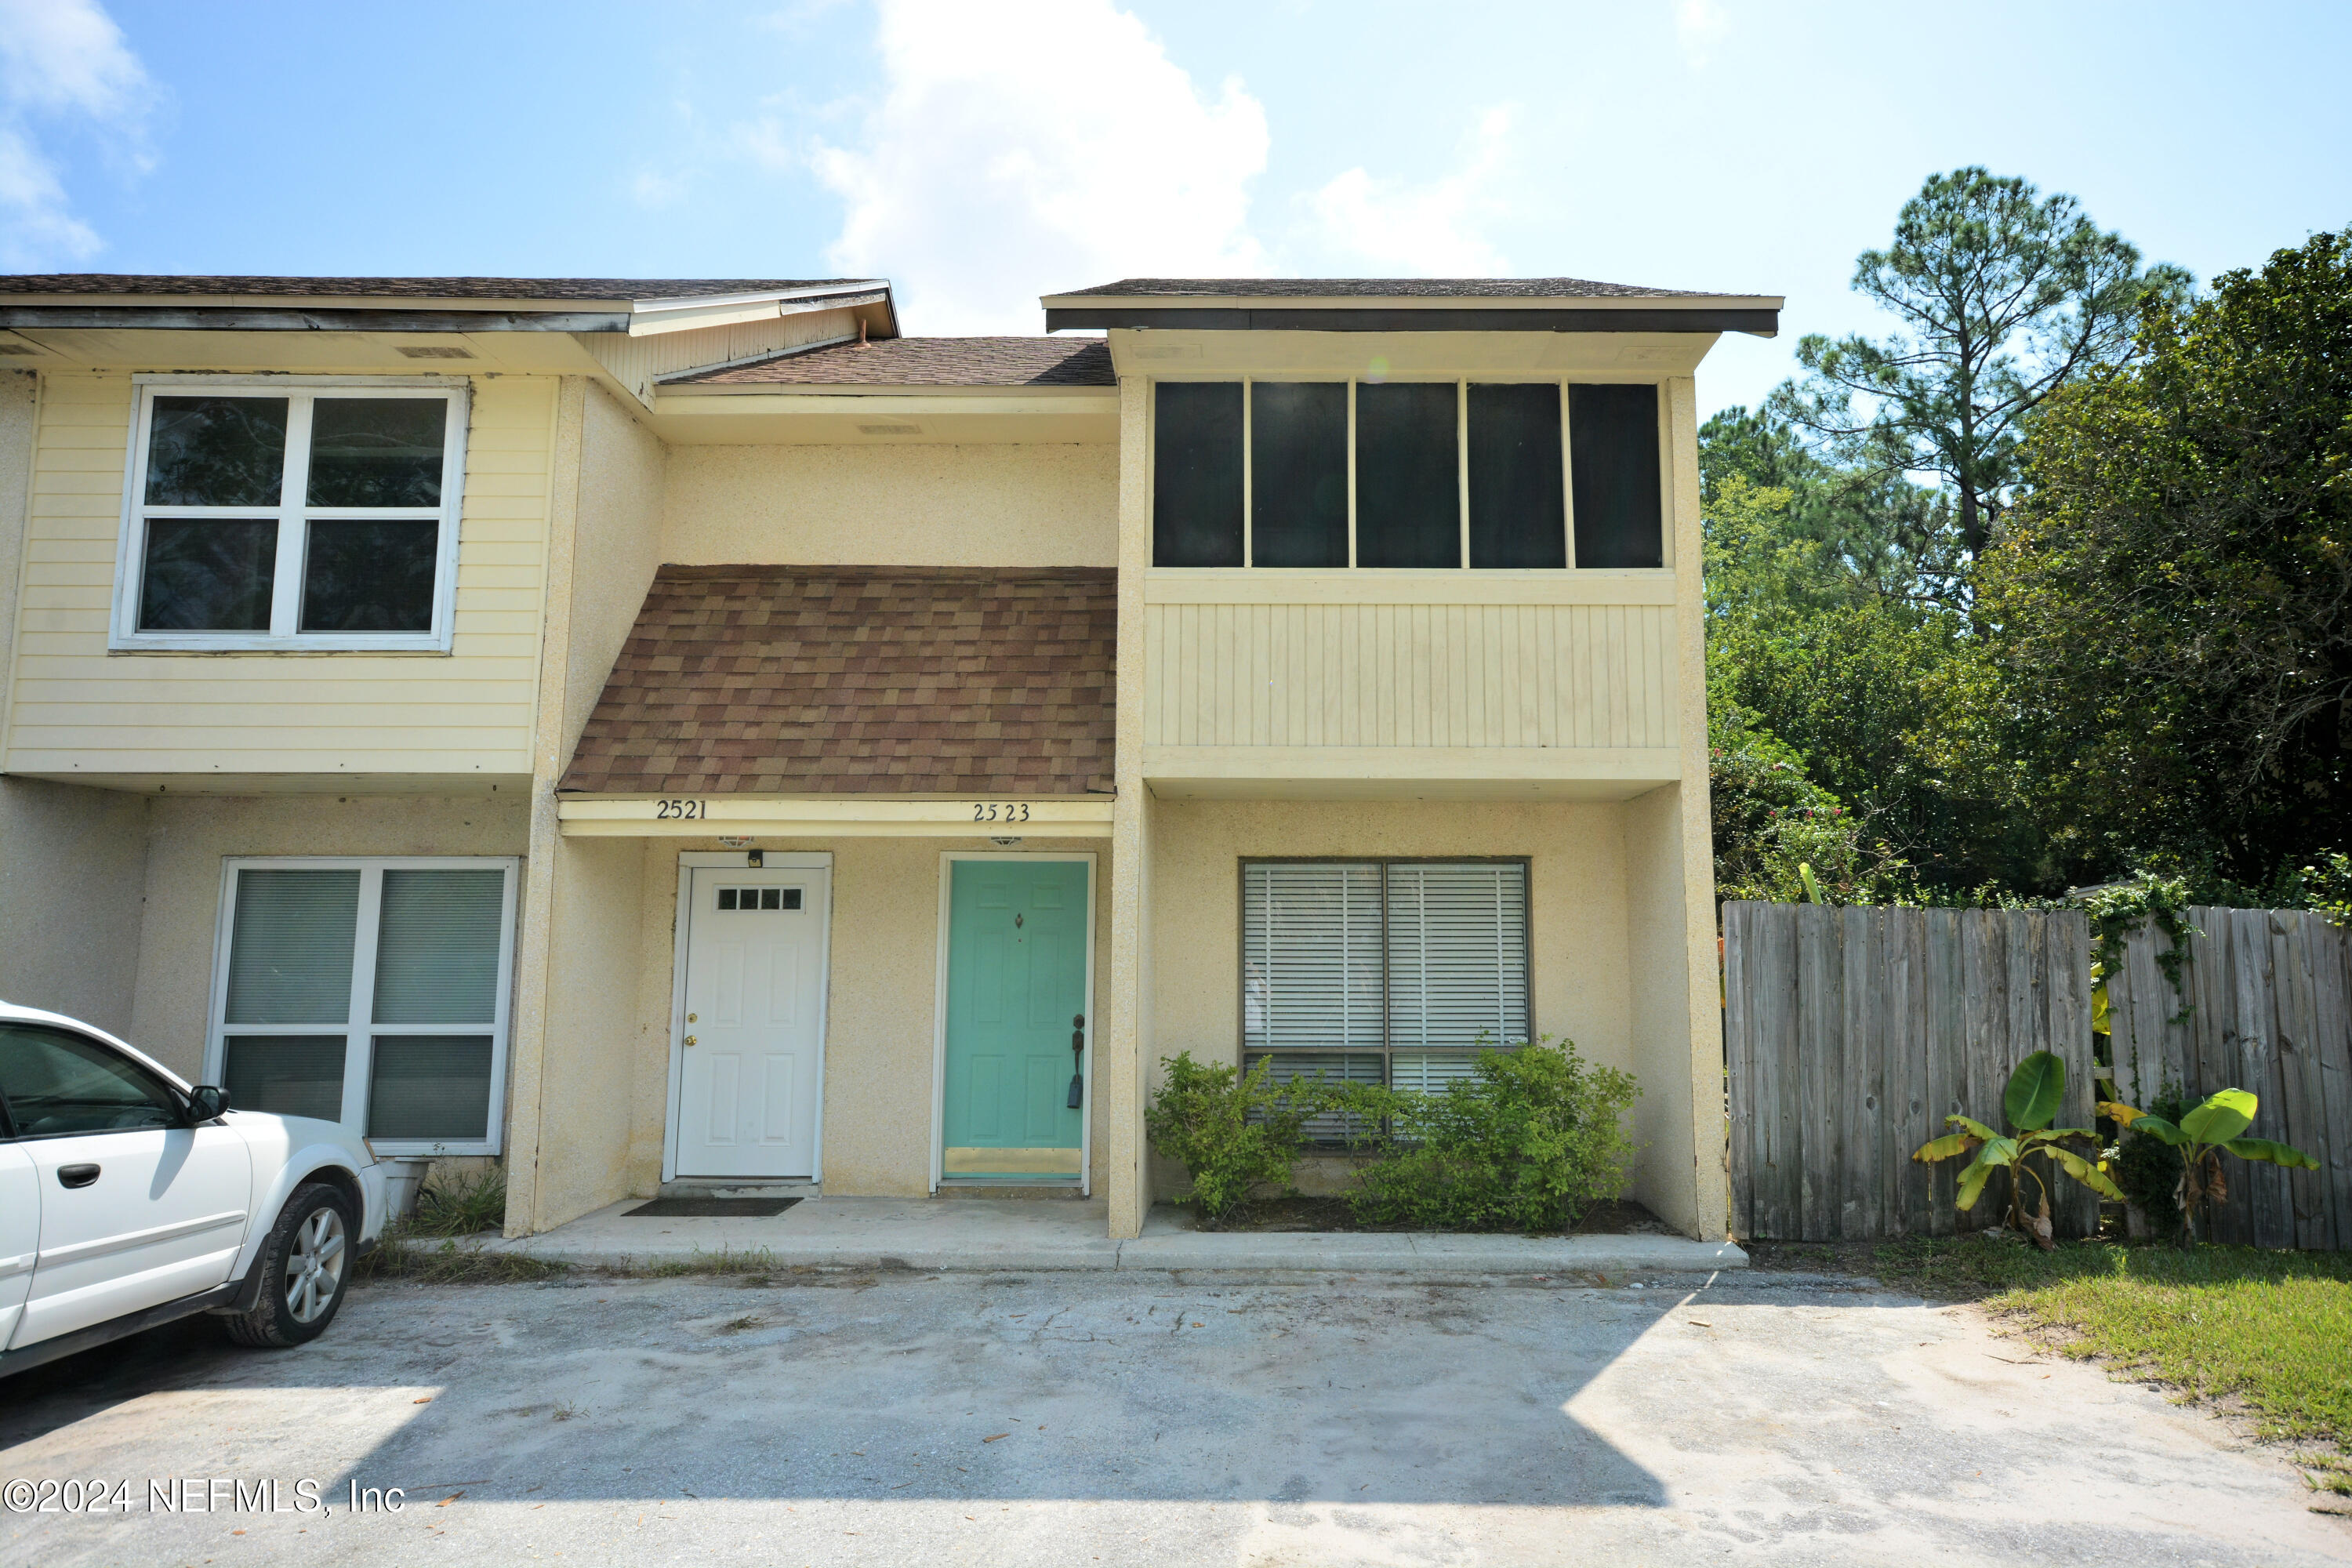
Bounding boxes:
0 1022 183 1137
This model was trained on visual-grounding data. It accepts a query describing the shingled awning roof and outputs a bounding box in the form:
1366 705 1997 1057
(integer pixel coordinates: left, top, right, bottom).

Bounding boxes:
668 336 1111 387
561 567 1116 797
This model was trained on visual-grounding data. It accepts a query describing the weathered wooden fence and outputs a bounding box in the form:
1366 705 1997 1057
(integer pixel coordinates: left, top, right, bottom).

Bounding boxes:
1723 903 2099 1243
2105 908 2352 1250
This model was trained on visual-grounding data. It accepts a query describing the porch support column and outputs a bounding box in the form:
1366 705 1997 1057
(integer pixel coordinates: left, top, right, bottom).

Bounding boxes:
1104 368 1153 1239
503 377 587 1239
1668 376 1728 1240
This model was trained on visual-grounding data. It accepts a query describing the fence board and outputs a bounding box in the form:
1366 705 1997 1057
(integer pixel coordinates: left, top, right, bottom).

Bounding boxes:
2278 913 2331 1250
1796 905 1842 1240
1889 909 1931 1238
1725 902 1755 1242
1840 907 1883 1242
1925 909 1965 1237
2314 924 2352 1252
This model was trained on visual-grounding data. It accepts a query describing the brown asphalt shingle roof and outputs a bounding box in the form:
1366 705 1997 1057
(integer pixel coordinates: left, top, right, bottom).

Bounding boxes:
0 275 877 301
1051 276 1721 299
671 336 1112 387
561 567 1116 797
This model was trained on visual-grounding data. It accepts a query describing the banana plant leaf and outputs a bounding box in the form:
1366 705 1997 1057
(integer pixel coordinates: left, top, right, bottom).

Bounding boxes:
2103 1104 2186 1145
1913 1131 1981 1163
2181 1088 2258 1145
1956 1138 2016 1210
2003 1051 2067 1132
2223 1137 2319 1171
1945 1115 2000 1141
2045 1144 2127 1200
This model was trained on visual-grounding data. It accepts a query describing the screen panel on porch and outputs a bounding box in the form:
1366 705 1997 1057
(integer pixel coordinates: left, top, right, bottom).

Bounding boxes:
1242 861 1530 1141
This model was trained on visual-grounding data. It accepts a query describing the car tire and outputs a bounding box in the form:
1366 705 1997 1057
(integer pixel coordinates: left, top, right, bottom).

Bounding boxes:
223 1183 354 1348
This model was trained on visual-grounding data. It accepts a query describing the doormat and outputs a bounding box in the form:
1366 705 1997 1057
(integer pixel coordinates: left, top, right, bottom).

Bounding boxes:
622 1196 803 1218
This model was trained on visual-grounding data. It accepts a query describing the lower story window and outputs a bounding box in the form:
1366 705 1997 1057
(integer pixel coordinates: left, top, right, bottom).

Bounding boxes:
205 857 517 1155
1242 859 1530 1139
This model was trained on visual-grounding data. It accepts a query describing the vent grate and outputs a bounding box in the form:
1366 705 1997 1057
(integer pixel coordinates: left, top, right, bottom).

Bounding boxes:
858 422 922 435
396 345 475 359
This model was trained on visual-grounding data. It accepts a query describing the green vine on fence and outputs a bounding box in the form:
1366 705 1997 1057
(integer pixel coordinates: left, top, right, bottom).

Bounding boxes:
2078 874 2196 1023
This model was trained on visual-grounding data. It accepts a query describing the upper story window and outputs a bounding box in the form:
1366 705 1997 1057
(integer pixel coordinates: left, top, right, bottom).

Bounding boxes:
112 376 470 652
1151 379 1663 571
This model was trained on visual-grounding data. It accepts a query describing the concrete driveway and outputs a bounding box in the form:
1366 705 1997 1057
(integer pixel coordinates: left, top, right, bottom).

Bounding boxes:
2 1267 2343 1567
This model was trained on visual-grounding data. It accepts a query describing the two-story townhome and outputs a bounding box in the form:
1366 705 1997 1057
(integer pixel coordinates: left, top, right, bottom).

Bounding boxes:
0 270 1777 1242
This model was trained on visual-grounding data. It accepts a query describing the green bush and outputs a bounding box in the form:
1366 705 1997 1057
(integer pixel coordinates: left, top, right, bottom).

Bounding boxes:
1144 1051 1332 1221
1340 1038 1640 1233
2114 1084 2190 1238
410 1169 507 1236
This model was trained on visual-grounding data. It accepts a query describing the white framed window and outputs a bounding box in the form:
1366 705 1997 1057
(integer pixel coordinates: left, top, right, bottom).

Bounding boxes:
203 857 517 1156
111 375 470 652
1242 858 1530 1140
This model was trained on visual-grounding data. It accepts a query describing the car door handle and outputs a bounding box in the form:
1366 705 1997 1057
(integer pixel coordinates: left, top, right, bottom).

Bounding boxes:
58 1163 100 1189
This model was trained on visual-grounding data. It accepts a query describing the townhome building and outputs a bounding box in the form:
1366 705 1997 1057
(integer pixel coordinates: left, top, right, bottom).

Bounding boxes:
0 270 1778 1241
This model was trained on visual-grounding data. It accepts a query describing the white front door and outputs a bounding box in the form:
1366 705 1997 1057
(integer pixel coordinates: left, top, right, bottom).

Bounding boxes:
674 866 829 1179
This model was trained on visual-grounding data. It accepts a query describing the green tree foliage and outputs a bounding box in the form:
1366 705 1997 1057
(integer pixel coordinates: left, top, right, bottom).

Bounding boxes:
1773 167 2190 563
1971 227 2352 885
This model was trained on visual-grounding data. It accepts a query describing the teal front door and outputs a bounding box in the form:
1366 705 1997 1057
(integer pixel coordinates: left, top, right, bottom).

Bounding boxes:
942 858 1090 1181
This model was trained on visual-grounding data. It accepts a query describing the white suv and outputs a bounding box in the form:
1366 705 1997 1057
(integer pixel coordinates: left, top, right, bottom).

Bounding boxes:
0 1000 387 1377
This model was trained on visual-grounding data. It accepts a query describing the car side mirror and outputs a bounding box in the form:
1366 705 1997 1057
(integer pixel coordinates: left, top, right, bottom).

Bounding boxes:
187 1084 230 1122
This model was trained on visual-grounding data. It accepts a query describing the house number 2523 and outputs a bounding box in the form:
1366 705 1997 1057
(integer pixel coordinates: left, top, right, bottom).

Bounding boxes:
972 803 1031 822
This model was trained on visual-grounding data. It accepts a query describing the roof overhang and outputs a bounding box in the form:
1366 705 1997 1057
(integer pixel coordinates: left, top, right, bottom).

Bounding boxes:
0 280 898 338
1042 292 1780 338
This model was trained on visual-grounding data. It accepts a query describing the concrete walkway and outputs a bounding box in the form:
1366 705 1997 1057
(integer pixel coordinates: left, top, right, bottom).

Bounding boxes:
482 1196 1748 1275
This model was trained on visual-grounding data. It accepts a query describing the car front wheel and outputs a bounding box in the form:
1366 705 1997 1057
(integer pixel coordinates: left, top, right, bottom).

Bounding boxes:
223 1183 354 1348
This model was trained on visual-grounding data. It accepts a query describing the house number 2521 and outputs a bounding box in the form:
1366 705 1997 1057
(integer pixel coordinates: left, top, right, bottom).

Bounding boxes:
972 803 1031 822
655 799 707 820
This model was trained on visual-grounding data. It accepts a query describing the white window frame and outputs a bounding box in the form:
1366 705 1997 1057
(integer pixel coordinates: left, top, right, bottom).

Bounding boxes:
111 374 470 653
202 855 519 1156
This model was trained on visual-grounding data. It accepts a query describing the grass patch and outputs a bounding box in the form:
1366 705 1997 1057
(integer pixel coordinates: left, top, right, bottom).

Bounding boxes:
356 1233 571 1286
635 1247 788 1278
1868 1236 2352 1447
408 1172 507 1238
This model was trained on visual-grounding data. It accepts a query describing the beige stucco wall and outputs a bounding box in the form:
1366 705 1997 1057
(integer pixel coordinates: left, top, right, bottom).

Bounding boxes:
124 793 528 1083
660 443 1117 568
1624 780 1709 1236
521 833 647 1230
563 383 666 753
1142 797 1724 1218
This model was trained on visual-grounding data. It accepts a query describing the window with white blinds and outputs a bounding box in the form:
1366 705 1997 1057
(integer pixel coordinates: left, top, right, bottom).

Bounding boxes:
207 858 517 1154
1242 860 1530 1131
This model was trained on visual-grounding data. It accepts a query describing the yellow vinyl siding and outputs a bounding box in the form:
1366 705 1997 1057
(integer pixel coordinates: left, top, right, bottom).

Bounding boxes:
1140 575 1678 753
3 372 553 782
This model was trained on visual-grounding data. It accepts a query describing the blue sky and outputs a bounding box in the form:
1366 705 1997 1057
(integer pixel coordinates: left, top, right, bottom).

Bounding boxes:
4 0 2347 416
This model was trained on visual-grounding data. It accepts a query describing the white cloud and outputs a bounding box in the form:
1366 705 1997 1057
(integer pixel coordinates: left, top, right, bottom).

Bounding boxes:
1673 0 1729 67
1296 105 1514 277
804 0 1269 332
0 0 152 267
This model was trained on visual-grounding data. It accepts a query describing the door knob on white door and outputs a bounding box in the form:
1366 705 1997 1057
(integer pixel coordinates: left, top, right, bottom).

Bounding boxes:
684 1035 697 1047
